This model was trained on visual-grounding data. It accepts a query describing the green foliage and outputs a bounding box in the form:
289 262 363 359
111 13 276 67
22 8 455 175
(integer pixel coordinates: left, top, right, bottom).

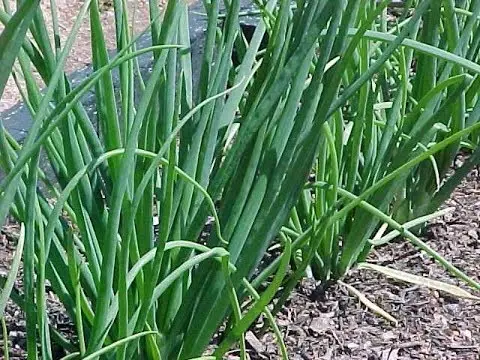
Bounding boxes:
278 0 480 299
0 0 479 359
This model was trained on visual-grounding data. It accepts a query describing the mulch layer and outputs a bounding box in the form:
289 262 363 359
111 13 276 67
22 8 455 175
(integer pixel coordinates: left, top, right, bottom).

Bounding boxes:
1 165 479 359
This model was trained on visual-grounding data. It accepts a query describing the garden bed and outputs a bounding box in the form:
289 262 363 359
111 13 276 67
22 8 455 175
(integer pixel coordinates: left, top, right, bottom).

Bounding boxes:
1 166 479 359
0 2 480 360
248 165 480 360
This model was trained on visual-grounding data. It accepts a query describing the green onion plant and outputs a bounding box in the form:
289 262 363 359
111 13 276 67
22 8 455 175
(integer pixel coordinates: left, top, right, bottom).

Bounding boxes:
278 0 480 303
1 0 479 359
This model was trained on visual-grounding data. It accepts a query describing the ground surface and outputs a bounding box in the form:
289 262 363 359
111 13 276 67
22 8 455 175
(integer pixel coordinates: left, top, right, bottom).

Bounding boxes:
1 168 479 359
